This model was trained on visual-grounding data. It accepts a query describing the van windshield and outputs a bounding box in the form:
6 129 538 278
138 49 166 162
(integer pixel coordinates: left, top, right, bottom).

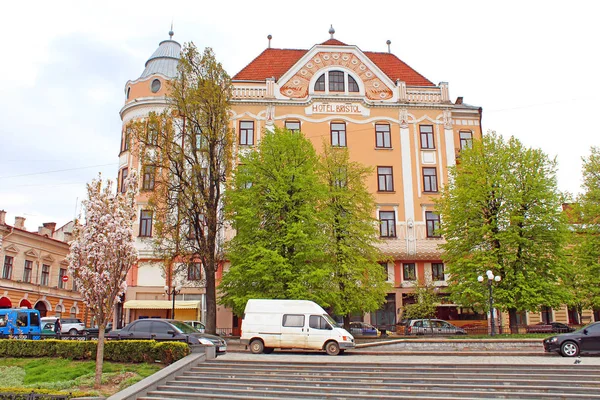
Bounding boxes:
323 314 337 327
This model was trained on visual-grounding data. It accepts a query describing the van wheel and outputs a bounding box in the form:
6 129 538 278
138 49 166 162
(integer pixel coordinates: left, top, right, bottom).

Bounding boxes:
249 339 264 354
325 341 340 356
263 347 274 354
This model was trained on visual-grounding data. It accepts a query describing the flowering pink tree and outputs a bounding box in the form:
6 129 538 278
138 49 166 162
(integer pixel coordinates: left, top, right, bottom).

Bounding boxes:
68 171 138 388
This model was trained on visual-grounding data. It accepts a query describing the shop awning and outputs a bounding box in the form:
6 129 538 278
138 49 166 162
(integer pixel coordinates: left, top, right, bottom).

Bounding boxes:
123 300 200 310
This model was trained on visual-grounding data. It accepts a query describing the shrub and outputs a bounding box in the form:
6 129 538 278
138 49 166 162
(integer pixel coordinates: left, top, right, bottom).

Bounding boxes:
0 340 190 364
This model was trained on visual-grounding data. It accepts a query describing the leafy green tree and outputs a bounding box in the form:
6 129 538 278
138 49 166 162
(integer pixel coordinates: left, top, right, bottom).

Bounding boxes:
219 127 329 315
400 281 438 320
318 144 390 327
130 44 233 334
569 147 600 314
437 131 568 331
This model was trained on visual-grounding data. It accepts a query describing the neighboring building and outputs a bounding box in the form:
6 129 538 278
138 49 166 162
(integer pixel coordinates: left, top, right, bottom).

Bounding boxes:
118 32 211 329
0 209 86 322
229 28 483 329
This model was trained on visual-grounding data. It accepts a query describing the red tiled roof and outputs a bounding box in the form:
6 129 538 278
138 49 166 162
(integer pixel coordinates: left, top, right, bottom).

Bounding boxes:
364 51 433 86
233 48 308 81
320 39 348 46
233 42 434 86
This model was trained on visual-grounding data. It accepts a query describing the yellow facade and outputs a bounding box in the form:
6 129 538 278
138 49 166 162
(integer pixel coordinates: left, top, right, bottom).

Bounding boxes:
0 210 87 323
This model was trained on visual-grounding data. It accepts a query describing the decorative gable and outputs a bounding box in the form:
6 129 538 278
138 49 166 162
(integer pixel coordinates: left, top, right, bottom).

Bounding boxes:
24 249 39 258
3 244 19 254
41 253 55 263
280 51 394 100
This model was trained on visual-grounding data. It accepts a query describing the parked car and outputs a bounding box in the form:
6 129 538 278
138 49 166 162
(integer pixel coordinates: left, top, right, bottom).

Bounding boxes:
40 317 86 335
349 322 380 337
405 319 466 335
106 319 227 355
86 323 113 338
544 321 600 357
184 320 206 333
527 322 575 334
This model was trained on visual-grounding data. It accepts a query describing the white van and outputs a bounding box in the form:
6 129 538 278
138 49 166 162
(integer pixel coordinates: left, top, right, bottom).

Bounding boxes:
240 299 355 356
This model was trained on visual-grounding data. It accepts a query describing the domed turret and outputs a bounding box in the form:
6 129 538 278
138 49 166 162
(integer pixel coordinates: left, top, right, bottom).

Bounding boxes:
140 39 181 79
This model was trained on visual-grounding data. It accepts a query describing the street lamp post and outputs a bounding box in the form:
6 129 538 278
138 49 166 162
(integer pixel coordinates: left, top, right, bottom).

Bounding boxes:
478 270 501 336
164 284 182 319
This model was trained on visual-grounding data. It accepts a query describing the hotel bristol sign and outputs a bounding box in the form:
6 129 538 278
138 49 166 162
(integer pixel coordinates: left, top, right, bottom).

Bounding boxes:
305 102 370 116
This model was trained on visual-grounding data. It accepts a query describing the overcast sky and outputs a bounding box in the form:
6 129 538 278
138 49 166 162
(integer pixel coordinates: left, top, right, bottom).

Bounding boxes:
1 0 598 232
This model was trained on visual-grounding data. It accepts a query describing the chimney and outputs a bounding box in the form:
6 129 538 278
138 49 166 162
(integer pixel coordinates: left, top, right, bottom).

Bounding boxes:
14 216 26 230
0 210 6 225
43 222 56 233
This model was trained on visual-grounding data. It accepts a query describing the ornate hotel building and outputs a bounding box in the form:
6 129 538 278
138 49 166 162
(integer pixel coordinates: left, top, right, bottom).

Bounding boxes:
118 28 483 331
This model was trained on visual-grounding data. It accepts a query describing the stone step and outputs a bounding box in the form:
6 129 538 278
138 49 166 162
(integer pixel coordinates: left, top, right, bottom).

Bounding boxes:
170 375 600 394
175 372 600 388
191 363 600 378
142 384 600 399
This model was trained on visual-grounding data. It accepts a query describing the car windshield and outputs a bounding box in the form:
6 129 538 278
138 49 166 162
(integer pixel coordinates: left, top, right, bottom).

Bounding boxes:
171 320 198 334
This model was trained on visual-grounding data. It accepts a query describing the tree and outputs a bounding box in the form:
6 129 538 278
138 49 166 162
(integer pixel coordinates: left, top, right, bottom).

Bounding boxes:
568 147 600 315
318 144 390 327
67 171 138 388
219 127 329 315
130 44 233 334
437 131 568 331
400 281 438 321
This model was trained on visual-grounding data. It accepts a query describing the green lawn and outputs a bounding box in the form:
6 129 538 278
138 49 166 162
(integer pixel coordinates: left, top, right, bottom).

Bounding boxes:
0 357 162 397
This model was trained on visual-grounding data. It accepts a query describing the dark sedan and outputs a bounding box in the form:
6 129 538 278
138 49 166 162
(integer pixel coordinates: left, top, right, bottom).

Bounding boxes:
106 319 227 355
527 322 575 334
544 321 600 357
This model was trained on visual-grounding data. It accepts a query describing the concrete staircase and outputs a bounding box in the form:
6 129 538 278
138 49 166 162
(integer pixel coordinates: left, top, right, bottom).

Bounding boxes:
139 359 600 399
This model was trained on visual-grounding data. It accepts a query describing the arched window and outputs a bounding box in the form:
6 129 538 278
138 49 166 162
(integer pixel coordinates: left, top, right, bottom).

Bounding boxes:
55 304 64 318
348 75 359 92
328 71 344 92
312 70 361 95
314 75 325 91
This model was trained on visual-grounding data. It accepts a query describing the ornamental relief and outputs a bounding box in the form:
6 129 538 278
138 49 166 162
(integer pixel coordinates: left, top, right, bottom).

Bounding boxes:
280 52 393 100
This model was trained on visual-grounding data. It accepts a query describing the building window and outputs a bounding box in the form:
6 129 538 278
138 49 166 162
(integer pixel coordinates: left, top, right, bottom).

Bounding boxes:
403 263 416 281
426 211 441 238
239 121 254 146
423 167 438 193
2 256 13 280
142 166 156 191
377 167 394 192
348 75 359 92
314 74 325 91
121 128 130 152
541 306 553 324
151 79 161 93
432 263 445 281
126 87 130 100
419 125 435 149
23 260 33 283
188 263 202 281
314 70 360 94
379 211 396 237
375 124 391 148
147 121 159 146
330 122 346 147
120 167 129 193
58 268 67 289
329 71 345 92
70 306 77 318
139 210 153 237
41 264 50 286
460 131 473 150
55 304 63 318
285 120 301 133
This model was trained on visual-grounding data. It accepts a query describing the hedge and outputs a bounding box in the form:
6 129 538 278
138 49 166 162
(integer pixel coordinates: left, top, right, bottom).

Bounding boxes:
0 339 190 364
0 388 90 399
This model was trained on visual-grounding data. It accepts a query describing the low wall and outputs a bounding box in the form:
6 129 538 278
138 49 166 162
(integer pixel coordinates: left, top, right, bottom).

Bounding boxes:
356 338 544 353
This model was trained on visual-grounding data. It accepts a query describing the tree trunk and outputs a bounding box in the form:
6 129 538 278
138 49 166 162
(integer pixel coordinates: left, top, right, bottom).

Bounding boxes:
206 262 217 335
508 308 519 334
343 314 351 331
95 324 106 389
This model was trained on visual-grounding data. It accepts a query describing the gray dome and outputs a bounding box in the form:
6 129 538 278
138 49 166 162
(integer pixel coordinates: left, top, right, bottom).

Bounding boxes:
140 39 181 79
